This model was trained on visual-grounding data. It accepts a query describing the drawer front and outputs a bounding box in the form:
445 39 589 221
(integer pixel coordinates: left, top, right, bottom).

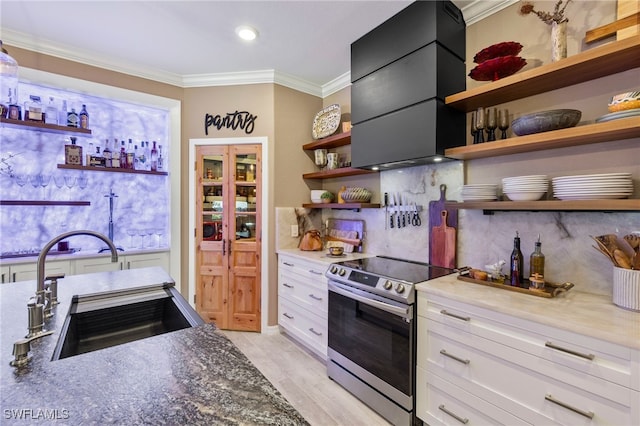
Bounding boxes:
278 296 327 358
279 269 327 316
417 366 531 426
279 255 328 283
423 319 635 426
419 293 635 390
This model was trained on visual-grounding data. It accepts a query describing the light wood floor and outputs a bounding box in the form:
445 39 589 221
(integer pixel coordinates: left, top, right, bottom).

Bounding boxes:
223 329 391 426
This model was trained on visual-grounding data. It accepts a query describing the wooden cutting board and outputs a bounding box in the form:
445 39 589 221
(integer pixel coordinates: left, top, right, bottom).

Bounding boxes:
430 210 456 268
429 184 458 266
328 229 358 253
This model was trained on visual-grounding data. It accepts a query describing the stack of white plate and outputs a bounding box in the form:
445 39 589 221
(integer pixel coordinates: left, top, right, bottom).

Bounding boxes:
461 184 498 201
502 175 549 201
552 173 633 200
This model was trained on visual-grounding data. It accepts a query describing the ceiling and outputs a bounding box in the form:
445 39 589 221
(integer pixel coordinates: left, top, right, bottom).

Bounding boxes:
0 1 515 97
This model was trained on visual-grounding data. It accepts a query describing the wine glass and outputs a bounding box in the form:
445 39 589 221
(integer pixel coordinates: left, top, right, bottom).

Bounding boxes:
53 174 65 200
138 228 147 249
127 229 138 248
154 229 164 247
30 174 41 198
77 176 88 189
64 176 76 190
40 174 51 198
486 108 497 142
475 107 485 143
470 111 478 144
499 109 510 139
145 229 155 247
14 174 28 199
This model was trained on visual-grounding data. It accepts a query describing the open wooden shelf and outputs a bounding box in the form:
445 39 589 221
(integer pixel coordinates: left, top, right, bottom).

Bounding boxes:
445 199 640 213
445 116 640 160
445 36 640 111
0 200 91 206
57 164 168 175
303 167 377 179
302 131 351 150
302 202 380 211
0 117 92 135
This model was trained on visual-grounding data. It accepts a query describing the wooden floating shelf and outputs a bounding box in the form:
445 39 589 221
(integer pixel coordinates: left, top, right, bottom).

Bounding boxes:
302 203 380 210
444 116 640 160
0 200 91 206
57 164 168 175
445 36 640 111
445 199 640 212
0 117 92 135
302 131 351 150
303 167 377 179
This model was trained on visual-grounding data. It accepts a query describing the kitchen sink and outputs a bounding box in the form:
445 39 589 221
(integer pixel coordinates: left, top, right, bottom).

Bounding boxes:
52 283 204 360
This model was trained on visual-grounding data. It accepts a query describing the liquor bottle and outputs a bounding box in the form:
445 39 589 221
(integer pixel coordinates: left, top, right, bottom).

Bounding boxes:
126 139 135 170
509 231 524 287
144 141 151 171
59 100 68 125
137 141 146 170
44 97 58 125
103 138 112 168
150 141 158 171
120 141 127 169
133 144 140 170
79 104 89 129
157 144 164 171
529 234 545 280
86 140 94 166
111 138 121 168
64 137 83 165
67 107 79 127
25 95 44 122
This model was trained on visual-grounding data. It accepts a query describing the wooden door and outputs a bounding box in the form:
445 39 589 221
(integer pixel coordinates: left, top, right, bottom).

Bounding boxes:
195 144 261 331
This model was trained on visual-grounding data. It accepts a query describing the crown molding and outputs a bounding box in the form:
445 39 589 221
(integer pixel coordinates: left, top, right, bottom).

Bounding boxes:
2 1 515 97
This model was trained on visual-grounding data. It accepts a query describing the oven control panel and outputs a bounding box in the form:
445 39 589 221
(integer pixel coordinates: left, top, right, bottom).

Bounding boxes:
327 266 412 301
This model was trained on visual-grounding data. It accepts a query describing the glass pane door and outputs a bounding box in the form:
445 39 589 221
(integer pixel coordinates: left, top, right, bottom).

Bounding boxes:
233 152 257 242
202 154 224 241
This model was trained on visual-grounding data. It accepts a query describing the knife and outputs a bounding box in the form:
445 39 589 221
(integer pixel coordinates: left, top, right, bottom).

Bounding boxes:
384 192 389 230
390 193 395 228
397 192 402 228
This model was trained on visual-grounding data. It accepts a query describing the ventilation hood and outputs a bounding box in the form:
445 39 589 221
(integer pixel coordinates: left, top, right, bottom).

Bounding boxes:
350 0 467 171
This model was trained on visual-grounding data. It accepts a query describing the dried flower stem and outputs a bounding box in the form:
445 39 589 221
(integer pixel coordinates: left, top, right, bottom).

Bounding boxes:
519 0 572 25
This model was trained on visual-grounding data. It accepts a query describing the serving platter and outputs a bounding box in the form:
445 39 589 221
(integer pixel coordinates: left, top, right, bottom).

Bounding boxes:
312 104 341 139
457 271 574 298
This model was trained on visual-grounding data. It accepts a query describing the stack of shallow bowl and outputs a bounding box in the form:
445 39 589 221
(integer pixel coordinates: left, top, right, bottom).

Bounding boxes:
502 175 548 201
552 173 633 200
461 184 498 202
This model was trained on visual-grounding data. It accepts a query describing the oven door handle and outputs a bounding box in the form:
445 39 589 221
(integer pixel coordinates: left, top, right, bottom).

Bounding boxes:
328 281 411 319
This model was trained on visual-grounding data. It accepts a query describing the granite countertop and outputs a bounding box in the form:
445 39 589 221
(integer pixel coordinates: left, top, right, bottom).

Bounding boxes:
0 248 169 266
277 247 375 265
0 267 308 425
416 273 640 350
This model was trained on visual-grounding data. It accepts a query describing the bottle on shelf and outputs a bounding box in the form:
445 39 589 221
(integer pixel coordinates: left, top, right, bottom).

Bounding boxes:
150 141 158 171
24 95 44 122
529 234 545 289
120 140 127 169
58 100 68 125
79 104 89 129
111 138 121 168
89 146 105 167
157 144 164 171
0 41 19 119
126 138 135 170
86 140 94 166
509 231 524 287
67 107 79 128
103 138 112 168
44 97 58 125
133 144 140 170
137 141 146 171
64 136 83 165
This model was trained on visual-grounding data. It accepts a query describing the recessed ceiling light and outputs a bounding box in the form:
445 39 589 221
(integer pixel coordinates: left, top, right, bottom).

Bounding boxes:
236 25 258 41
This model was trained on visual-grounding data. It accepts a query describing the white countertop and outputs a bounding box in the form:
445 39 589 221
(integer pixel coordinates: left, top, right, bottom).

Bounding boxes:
277 248 375 265
0 247 170 265
417 273 640 350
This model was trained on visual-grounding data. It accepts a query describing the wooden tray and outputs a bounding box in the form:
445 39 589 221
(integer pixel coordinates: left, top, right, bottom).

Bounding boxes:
457 272 574 298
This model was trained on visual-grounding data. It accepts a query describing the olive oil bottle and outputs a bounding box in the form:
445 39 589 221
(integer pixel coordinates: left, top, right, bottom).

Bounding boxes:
510 231 524 287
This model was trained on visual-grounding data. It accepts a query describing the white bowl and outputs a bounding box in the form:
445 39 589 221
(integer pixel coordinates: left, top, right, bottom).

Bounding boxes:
504 191 546 201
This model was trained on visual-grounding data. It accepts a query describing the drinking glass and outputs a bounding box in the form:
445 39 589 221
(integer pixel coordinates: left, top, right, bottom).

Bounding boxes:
314 149 327 170
138 229 147 249
475 107 485 143
486 108 497 142
499 109 510 139
64 176 76 189
15 174 28 199
154 229 164 247
40 174 51 198
30 175 41 198
126 229 138 248
77 176 88 189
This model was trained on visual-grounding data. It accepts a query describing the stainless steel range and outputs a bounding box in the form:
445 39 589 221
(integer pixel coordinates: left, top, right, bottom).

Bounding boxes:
325 256 453 426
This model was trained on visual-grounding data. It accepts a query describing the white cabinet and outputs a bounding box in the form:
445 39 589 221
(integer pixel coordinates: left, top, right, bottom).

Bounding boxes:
74 252 170 275
278 254 328 359
416 292 640 426
0 259 72 283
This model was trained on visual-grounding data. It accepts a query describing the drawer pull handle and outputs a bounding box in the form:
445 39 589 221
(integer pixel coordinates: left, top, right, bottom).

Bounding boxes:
440 349 470 365
440 309 470 322
309 270 323 275
283 283 294 289
309 328 322 336
309 294 322 301
545 394 594 419
438 404 469 424
283 262 294 267
545 341 595 360
282 313 294 319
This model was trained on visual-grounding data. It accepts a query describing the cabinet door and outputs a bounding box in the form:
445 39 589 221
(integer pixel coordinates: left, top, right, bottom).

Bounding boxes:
1 265 10 283
125 252 169 271
74 256 123 274
7 260 72 283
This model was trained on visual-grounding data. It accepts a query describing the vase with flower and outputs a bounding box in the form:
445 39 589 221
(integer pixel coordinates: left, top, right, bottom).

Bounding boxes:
519 0 572 62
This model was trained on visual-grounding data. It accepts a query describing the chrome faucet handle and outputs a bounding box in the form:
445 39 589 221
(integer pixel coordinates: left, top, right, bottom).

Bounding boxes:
45 273 65 306
10 330 54 368
26 298 46 338
43 289 53 319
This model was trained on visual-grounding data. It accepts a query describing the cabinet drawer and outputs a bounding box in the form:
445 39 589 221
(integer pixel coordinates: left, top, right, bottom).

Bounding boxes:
278 255 327 282
423 319 636 426
278 296 327 358
279 269 327 316
417 366 531 426
419 293 636 390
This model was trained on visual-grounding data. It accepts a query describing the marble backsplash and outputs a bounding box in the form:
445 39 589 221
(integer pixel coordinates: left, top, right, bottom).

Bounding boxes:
276 162 638 297
0 80 171 254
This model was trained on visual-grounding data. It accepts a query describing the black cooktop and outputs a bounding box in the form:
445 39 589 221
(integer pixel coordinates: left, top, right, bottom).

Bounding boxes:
334 256 454 284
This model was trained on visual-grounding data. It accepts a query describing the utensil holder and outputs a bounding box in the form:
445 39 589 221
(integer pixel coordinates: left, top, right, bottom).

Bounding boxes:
613 267 640 312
